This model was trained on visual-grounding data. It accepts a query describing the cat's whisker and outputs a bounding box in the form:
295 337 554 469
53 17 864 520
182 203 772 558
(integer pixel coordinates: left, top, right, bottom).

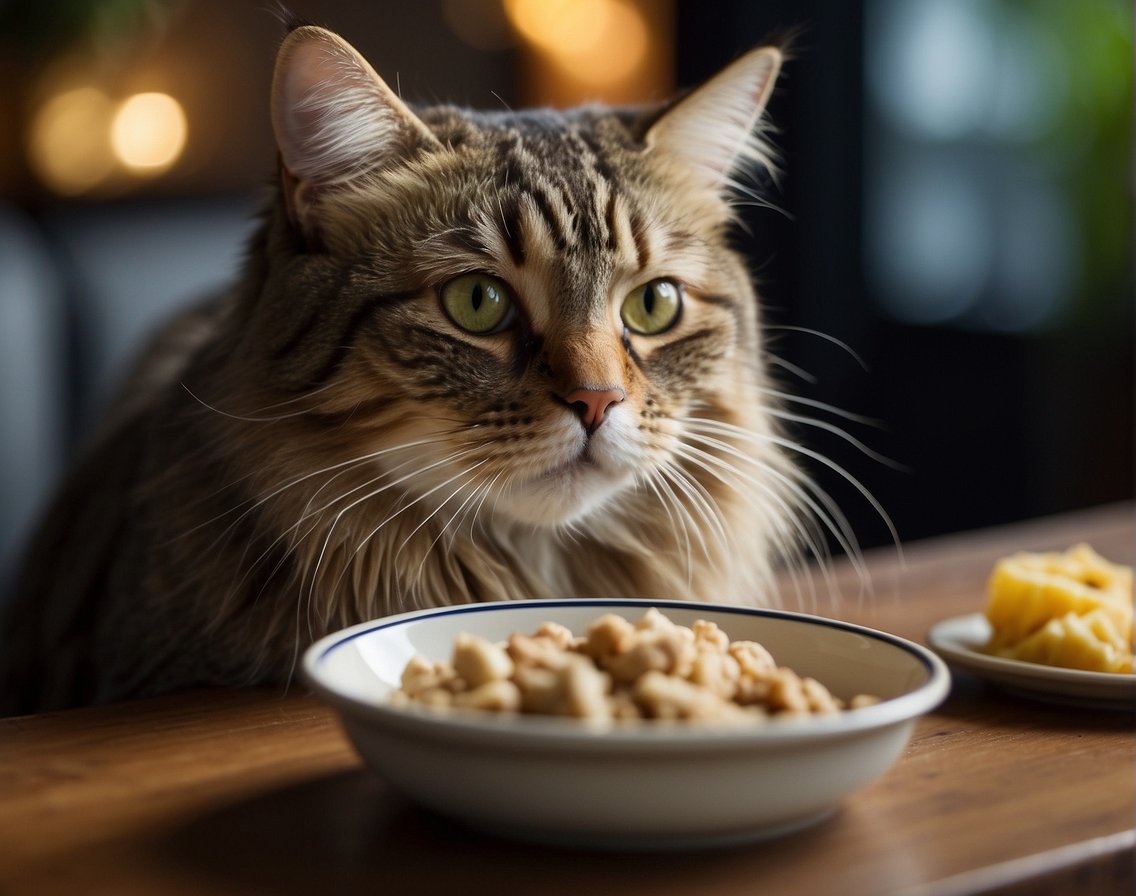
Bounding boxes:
300 444 479 563
765 352 819 384
249 512 329 625
762 326 871 370
432 480 484 556
323 458 490 617
640 470 699 589
673 419 827 606
308 447 488 617
226 440 471 643
392 458 493 567
701 418 900 566
671 433 843 603
680 421 877 597
214 476 359 629
761 387 884 428
181 381 337 423
166 435 448 549
293 449 440 536
663 458 736 590
667 439 784 543
766 407 905 472
554 511 588 546
194 456 422 613
252 436 478 564
449 469 504 549
409 469 502 596
655 459 731 566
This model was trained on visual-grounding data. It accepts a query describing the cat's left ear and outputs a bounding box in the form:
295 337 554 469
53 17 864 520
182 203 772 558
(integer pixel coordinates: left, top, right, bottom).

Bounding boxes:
645 46 782 193
271 25 441 233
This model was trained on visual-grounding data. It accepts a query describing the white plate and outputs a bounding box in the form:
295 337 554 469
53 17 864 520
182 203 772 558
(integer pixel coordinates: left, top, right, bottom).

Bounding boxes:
304 599 949 850
927 613 1136 709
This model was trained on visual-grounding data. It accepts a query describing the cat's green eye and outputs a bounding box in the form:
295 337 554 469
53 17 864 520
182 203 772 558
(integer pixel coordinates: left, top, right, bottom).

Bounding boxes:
440 274 514 334
621 279 682 335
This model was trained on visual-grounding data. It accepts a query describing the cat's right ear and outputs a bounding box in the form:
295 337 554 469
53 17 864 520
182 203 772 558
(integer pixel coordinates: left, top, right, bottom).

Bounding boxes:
645 46 782 195
271 25 440 236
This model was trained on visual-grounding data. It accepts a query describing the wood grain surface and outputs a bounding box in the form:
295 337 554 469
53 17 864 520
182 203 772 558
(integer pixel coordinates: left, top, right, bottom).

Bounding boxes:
2 502 1132 896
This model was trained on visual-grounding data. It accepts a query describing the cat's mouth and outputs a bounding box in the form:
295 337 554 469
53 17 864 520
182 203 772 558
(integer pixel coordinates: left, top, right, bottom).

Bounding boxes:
540 425 634 479
500 441 632 526
539 442 599 479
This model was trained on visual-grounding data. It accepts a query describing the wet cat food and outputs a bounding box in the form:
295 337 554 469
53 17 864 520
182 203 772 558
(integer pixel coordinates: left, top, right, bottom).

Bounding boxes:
391 608 879 722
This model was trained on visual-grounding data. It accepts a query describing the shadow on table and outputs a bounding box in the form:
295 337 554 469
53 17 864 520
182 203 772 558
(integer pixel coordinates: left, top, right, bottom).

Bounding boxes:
932 672 1136 732
154 768 883 895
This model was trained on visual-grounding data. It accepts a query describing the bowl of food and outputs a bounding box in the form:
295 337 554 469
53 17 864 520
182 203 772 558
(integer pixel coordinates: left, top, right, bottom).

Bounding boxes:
303 600 949 850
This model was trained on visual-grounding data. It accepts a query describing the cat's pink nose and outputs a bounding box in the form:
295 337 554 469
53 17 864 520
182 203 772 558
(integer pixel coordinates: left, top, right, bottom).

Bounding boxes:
563 386 625 434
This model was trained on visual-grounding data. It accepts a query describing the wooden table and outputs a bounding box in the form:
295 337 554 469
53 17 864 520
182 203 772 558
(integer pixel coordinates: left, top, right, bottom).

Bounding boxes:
2 503 1132 895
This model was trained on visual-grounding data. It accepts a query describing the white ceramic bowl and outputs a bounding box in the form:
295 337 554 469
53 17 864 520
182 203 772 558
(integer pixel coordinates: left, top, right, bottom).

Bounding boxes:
303 599 950 850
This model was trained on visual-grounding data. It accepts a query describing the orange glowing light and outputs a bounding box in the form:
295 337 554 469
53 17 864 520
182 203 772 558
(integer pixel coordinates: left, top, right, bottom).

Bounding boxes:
111 92 188 173
28 86 117 194
503 0 664 106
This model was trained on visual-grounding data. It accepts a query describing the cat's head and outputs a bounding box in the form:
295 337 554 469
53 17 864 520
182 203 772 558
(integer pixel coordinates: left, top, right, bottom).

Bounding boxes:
239 24 785 533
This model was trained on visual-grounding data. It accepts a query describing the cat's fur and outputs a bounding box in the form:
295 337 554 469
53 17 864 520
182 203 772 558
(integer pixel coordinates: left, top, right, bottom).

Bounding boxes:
0 24 813 713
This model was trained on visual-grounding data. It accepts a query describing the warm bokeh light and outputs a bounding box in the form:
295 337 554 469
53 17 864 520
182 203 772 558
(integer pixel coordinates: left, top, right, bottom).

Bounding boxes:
28 86 117 195
28 84 188 194
505 0 613 56
503 0 663 104
111 92 188 173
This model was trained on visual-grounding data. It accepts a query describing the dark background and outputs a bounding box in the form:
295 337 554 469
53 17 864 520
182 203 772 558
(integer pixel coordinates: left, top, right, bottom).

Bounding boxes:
680 0 1133 550
0 0 1131 596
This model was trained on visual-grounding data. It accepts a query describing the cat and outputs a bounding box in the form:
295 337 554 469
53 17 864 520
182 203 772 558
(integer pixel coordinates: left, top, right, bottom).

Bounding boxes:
0 20 820 713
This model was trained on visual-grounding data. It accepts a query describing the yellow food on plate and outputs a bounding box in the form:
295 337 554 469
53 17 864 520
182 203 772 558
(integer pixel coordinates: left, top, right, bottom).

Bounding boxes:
984 544 1133 673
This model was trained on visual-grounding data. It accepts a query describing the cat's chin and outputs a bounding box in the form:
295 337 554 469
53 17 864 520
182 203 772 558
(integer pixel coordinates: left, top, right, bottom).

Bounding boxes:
496 459 635 527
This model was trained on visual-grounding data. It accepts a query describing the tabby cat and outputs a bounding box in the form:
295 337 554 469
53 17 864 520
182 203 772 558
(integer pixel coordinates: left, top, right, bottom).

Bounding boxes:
0 22 816 713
